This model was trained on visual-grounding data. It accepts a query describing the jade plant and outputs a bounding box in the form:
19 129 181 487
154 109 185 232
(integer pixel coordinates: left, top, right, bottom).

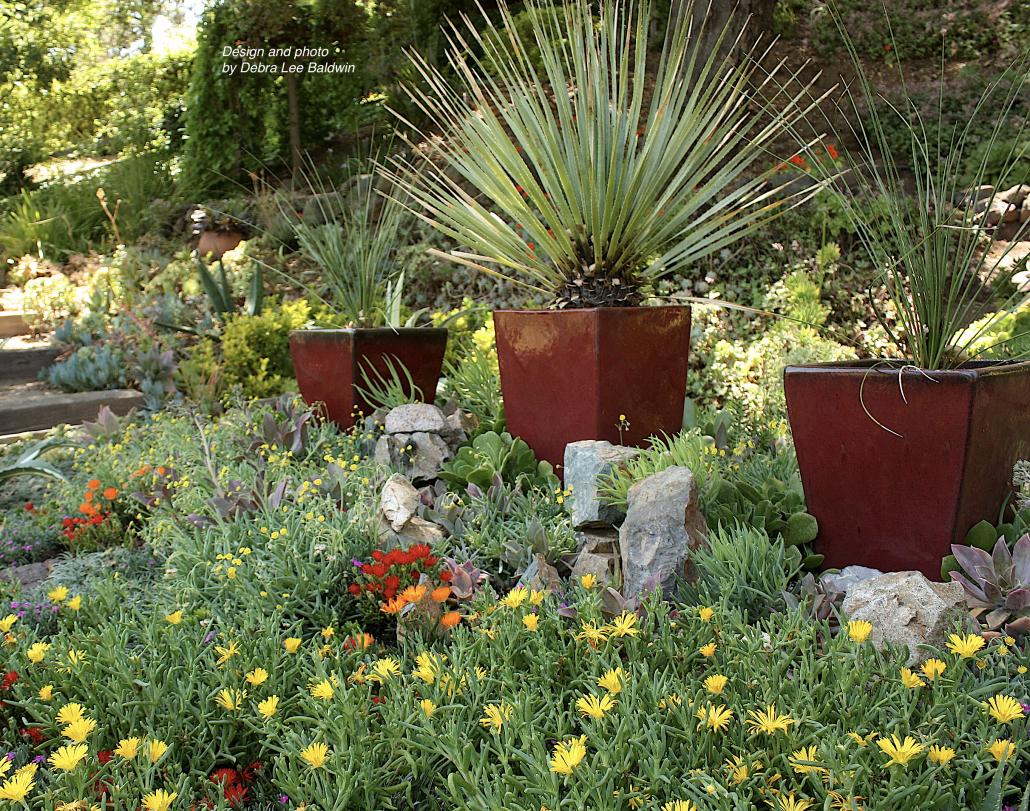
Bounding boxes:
949 535 1030 634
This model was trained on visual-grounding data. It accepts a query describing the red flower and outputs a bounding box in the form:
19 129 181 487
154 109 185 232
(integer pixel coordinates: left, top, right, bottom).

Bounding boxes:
885 44 891 50
827 144 839 160
407 544 431 560
788 155 805 166
348 584 362 596
440 570 453 582
361 563 373 575
224 784 248 807
384 575 400 591
241 762 263 782
25 727 44 744
2 671 19 690
23 503 34 512
372 695 386 705
425 556 439 566
97 750 113 764
371 550 384 563
210 768 241 786
369 563 389 578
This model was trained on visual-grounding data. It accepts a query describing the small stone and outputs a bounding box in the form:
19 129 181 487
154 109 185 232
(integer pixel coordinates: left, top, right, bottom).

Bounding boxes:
571 551 611 586
841 571 975 666
520 553 561 593
385 404 446 434
379 473 420 532
409 432 451 482
373 436 393 468
1022 197 1030 224
576 527 620 556
820 565 884 595
564 440 640 528
383 516 444 549
619 466 708 598
999 184 1030 207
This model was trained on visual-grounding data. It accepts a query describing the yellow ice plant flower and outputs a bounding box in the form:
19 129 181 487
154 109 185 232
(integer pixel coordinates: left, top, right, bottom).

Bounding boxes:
257 696 279 719
0 615 16 633
580 574 597 589
65 596 81 611
215 640 240 664
848 620 873 643
215 689 247 711
419 699 436 717
985 695 1025 724
847 732 878 746
115 737 141 759
480 703 513 733
746 704 795 736
147 739 169 762
549 735 587 773
310 680 334 700
699 643 717 657
142 790 177 811
321 626 334 639
165 611 183 625
661 802 696 811
576 620 609 647
576 693 616 719
246 668 269 686
529 589 546 605
900 668 924 689
703 674 728 695
370 658 401 683
597 667 625 695
698 607 715 622
658 693 682 709
608 612 640 638
775 795 813 811
523 614 539 631
877 735 924 767
49 744 88 770
38 685 53 700
946 633 986 658
284 638 302 653
697 705 733 733
790 746 826 775
56 703 85 725
928 745 956 767
413 651 447 684
921 659 946 681
300 742 329 768
987 739 1017 761
499 586 528 609
47 586 69 603
26 642 50 663
0 769 33 801
63 717 97 743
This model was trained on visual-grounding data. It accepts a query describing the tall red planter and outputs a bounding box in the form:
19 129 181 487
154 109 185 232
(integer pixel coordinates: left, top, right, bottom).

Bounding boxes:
493 306 692 472
289 328 448 430
783 359 1030 580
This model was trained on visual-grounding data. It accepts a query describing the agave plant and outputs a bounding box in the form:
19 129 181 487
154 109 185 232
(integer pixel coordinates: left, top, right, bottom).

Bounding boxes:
950 536 1030 634
384 0 828 307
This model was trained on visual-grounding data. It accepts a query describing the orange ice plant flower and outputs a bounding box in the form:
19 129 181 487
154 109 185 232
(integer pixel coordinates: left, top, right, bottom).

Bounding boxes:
103 488 118 499
400 585 427 603
441 611 461 628
431 587 451 602
87 479 100 490
381 598 407 614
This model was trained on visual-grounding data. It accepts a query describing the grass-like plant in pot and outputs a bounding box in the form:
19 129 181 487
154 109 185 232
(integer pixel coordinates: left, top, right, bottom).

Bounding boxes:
782 12 1030 580
287 170 448 429
383 0 827 468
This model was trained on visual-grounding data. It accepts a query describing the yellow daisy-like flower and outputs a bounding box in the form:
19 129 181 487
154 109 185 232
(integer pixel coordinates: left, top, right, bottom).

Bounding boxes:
576 692 616 719
522 614 539 631
985 695 1025 724
283 638 302 653
986 739 1017 761
214 640 240 664
300 742 329 768
746 704 795 735
900 668 924 689
47 586 69 604
661 801 697 811
499 587 528 609
321 626 334 639
529 589 546 605
419 699 436 717
0 769 34 802
370 658 401 683
257 696 279 719
698 607 715 622
580 574 597 589
775 795 814 811
703 674 728 695
946 633 986 658
847 731 878 747
26 642 50 663
790 746 826 775
38 685 53 700
147 739 169 762
921 659 946 681
848 620 873 643
310 680 334 700
576 620 609 647
56 703 85 725
608 612 640 638
928 745 956 767
65 596 81 611
49 744 88 771
215 688 247 711
480 703 513 733
697 705 733 733
115 737 141 759
0 615 16 633
548 735 587 773
165 611 183 625
62 717 97 743
658 693 683 709
877 735 924 767
699 643 717 657
246 668 269 686
142 789 177 811
597 667 625 695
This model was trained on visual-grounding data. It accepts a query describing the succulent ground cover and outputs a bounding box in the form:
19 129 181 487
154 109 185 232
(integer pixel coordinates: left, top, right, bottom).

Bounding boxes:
0 398 1026 811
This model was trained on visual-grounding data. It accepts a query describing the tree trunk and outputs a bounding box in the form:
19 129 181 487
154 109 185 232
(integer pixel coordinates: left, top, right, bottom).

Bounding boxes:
669 0 776 78
286 71 302 182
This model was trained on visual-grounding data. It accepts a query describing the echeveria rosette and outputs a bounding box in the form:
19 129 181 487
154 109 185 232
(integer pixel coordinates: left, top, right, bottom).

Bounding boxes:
950 534 1030 634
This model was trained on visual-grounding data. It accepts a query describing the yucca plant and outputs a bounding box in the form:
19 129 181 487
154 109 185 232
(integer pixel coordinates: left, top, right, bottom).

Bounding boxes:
383 0 829 308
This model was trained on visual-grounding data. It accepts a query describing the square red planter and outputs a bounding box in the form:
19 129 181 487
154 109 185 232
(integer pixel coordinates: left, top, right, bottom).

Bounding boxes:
493 306 692 471
784 359 1030 580
288 328 448 429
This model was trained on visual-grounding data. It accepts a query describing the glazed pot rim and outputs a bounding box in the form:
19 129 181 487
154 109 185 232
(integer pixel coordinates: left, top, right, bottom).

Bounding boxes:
493 303 691 315
785 358 1030 374
289 326 448 336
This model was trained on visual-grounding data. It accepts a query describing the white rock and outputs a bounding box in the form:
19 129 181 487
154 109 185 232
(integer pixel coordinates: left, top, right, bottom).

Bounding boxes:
379 473 420 532
384 404 446 434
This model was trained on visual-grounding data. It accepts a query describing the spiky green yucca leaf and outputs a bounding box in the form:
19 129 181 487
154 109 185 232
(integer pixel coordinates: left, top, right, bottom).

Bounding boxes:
384 0 831 306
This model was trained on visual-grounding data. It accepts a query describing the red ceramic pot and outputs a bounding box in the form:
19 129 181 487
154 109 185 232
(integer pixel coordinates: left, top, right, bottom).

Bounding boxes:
289 328 448 429
493 306 692 472
784 359 1030 580
197 230 244 259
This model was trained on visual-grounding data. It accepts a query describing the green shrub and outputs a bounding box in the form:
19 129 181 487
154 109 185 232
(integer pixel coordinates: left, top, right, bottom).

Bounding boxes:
220 300 310 399
22 274 78 330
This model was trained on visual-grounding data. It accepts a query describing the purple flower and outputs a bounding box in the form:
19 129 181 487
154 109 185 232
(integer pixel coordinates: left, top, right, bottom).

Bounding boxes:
5 753 14 761
352 559 365 568
32 755 44 764
279 796 288 804
204 632 214 643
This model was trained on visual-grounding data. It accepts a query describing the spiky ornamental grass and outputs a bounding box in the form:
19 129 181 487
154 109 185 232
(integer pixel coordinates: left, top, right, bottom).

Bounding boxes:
383 0 831 308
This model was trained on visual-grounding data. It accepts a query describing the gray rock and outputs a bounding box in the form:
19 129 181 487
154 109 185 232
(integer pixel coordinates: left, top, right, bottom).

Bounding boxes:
820 565 884 595
619 466 708 598
379 473 421 532
381 516 444 549
985 196 1020 225
564 440 640 528
519 553 561 593
576 526 620 556
409 431 451 482
1022 197 1030 224
571 551 612 586
841 571 974 666
374 436 393 468
385 404 447 435
999 184 1030 207
0 559 53 590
